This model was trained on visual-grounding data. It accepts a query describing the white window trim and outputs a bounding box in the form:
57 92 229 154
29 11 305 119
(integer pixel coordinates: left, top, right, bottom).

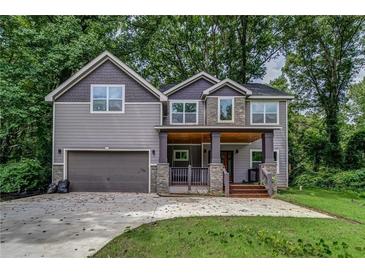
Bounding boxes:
173 149 189 161
250 101 279 125
170 100 199 125
218 97 234 123
249 149 280 174
90 84 125 113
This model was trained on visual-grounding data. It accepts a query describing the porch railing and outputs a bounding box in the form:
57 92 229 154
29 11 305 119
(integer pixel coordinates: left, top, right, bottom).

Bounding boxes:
170 165 209 188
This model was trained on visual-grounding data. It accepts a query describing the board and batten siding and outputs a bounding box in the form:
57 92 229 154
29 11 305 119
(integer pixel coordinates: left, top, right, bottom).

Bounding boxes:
53 103 161 164
168 78 215 100
56 60 159 102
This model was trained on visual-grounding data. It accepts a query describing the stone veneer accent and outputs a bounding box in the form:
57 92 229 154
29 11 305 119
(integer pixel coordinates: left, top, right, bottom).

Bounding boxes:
52 165 64 183
150 165 157 193
209 163 224 194
206 97 245 126
156 163 169 193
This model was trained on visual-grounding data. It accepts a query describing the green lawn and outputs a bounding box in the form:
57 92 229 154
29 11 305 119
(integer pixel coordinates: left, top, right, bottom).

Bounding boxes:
93 188 365 258
277 188 365 223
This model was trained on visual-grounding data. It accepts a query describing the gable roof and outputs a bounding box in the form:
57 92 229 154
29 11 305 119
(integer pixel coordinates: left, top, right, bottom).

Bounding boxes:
163 71 220 96
242 83 294 98
201 78 253 99
45 51 167 102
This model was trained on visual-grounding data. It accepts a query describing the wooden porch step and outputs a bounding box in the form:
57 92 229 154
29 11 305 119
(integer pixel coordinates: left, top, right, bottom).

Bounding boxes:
228 184 270 198
229 188 268 194
230 193 270 198
229 184 265 190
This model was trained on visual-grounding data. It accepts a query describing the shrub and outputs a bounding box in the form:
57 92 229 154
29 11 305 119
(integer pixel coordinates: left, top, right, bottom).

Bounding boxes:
332 169 365 190
345 129 365 169
293 168 365 191
0 159 49 193
293 171 334 188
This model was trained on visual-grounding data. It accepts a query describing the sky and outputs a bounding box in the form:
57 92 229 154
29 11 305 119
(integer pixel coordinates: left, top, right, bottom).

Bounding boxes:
259 54 365 84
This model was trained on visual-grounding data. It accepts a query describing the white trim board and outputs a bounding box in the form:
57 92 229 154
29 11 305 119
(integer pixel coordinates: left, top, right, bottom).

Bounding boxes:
164 71 220 96
63 148 152 193
202 78 252 98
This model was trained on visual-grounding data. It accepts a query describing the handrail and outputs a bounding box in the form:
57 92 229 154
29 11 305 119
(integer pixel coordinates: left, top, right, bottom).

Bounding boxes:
223 168 230 197
259 165 276 197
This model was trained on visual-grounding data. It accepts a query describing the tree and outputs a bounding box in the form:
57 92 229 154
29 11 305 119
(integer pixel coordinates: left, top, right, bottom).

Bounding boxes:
0 16 127 166
126 16 289 87
346 77 365 126
345 128 365 169
283 16 365 167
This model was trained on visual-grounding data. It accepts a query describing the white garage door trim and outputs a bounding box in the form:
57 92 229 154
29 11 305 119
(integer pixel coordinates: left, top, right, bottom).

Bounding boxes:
63 148 151 193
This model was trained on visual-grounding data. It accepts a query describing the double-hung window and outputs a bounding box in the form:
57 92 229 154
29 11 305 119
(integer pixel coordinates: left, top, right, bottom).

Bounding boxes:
91 85 125 113
218 97 234 122
250 149 279 173
170 101 198 124
251 102 278 124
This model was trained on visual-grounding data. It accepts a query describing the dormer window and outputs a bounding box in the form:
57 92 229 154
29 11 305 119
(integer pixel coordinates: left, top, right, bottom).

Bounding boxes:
170 101 198 124
91 85 125 113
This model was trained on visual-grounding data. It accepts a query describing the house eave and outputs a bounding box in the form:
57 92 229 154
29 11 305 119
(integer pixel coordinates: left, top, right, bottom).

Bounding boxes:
201 79 253 99
154 125 282 132
163 71 220 96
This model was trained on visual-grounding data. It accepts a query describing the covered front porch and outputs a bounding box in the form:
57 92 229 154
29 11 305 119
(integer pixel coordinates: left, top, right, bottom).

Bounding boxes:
155 127 278 196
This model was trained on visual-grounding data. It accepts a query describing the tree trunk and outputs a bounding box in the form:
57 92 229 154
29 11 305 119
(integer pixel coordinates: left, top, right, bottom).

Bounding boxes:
238 16 248 84
324 101 342 167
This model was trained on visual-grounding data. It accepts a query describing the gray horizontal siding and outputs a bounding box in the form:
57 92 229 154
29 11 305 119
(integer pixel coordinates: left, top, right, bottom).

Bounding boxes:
168 78 215 100
57 60 159 102
54 103 161 164
164 100 205 125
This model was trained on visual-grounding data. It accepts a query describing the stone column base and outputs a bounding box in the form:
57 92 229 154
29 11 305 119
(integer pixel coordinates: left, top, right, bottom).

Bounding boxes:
209 163 224 194
52 165 64 183
156 163 170 194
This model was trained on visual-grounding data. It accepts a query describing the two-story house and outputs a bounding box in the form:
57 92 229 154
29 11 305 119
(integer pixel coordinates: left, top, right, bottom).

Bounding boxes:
45 51 293 197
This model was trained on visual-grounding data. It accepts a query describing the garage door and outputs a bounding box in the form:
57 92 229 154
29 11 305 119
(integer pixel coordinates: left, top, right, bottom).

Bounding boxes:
67 151 149 192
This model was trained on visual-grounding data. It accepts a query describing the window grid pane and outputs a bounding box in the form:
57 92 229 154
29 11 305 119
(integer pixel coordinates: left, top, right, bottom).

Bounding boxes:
171 102 197 124
252 102 277 124
93 86 124 112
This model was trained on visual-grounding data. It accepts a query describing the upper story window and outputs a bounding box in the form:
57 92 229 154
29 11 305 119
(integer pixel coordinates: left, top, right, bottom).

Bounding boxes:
91 85 125 113
170 101 198 124
251 102 278 124
218 97 234 122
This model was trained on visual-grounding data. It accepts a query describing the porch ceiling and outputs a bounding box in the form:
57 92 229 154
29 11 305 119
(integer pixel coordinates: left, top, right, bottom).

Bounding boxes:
167 132 262 144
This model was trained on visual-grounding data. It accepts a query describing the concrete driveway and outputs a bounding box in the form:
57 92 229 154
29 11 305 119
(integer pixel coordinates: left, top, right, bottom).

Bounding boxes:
0 193 330 258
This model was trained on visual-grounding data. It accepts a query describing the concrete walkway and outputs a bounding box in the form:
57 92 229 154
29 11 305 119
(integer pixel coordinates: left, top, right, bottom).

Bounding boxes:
0 193 331 258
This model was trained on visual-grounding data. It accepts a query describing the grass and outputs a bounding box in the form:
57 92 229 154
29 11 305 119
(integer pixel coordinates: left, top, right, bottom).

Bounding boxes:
277 188 365 223
93 188 365 258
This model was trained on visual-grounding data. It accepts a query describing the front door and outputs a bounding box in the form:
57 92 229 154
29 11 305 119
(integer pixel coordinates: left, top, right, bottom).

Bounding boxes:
221 151 234 182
